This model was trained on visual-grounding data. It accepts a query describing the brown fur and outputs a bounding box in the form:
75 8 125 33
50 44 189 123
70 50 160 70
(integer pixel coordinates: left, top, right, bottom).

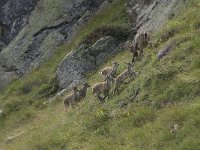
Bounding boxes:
76 82 90 102
63 86 79 108
92 75 114 101
114 62 136 94
131 31 150 62
100 62 119 77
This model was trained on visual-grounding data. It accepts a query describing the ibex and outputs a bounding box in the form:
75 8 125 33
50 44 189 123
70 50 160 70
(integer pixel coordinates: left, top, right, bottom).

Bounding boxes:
100 61 119 77
92 75 115 101
76 82 90 102
63 86 79 108
114 62 136 94
129 30 150 62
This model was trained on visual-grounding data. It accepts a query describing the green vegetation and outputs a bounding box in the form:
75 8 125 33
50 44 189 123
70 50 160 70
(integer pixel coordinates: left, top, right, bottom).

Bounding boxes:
0 0 200 149
0 0 128 142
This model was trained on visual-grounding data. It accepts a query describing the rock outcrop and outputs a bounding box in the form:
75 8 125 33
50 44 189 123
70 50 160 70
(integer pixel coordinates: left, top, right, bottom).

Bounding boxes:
57 36 124 89
0 0 112 90
126 0 187 33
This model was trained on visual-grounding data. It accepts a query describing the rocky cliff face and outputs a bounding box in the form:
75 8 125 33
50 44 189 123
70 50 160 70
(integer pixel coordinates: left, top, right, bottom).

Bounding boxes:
0 0 111 90
126 0 186 32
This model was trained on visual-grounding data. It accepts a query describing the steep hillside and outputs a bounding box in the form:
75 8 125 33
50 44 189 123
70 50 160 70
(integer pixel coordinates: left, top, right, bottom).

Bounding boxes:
0 0 200 149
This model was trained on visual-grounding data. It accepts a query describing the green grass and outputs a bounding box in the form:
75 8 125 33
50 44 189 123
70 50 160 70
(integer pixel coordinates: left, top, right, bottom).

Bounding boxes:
0 0 128 140
0 0 200 149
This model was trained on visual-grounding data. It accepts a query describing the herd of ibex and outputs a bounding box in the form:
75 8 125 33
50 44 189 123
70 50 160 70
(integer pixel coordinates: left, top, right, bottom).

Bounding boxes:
63 30 150 108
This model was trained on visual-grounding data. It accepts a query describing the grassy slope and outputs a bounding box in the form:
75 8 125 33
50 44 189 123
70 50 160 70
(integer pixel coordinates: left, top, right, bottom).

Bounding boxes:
0 0 200 149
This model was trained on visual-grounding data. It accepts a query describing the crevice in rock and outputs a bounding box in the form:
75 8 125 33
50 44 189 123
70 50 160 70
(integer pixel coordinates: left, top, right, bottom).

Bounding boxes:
1 65 23 76
33 0 107 38
2 65 18 73
0 23 6 38
33 16 80 37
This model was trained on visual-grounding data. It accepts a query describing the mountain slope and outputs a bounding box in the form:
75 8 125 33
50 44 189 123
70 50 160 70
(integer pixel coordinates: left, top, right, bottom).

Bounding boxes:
0 0 200 149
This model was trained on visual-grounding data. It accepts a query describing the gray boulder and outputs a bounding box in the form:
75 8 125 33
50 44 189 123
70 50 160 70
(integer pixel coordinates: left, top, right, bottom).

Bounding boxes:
157 41 175 59
57 36 121 89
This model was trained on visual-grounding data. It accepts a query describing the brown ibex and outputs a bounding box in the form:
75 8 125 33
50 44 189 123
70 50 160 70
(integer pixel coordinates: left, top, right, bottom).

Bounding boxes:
76 82 90 102
129 30 150 62
114 62 136 94
100 61 119 78
92 75 115 101
63 86 79 108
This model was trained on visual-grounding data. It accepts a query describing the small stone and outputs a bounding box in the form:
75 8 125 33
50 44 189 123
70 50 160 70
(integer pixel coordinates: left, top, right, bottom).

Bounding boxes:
157 41 175 59
0 109 3 115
